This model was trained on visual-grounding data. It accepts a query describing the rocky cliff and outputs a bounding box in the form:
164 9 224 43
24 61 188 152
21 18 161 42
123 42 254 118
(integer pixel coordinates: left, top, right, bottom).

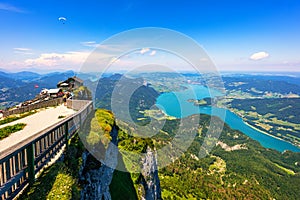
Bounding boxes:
79 108 162 200
79 124 119 200
139 147 162 200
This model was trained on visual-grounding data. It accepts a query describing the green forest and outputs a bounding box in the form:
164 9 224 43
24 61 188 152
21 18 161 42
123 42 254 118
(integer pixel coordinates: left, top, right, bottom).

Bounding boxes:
231 98 300 124
83 109 300 199
230 98 300 146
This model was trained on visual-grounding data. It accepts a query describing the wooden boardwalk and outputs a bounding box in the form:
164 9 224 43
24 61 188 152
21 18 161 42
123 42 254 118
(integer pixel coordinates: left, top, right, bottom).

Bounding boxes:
0 100 93 200
0 105 76 153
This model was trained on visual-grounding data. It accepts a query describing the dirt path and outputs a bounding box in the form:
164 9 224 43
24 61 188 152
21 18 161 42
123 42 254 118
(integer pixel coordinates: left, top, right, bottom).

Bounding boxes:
0 105 76 153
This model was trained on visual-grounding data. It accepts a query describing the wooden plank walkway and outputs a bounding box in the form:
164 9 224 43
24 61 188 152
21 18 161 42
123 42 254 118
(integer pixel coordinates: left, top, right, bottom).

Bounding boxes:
0 105 76 153
0 100 93 200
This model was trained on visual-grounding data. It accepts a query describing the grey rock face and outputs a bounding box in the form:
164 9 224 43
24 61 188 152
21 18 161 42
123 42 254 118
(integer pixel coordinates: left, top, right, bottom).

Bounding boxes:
140 147 162 200
79 123 162 200
79 125 119 200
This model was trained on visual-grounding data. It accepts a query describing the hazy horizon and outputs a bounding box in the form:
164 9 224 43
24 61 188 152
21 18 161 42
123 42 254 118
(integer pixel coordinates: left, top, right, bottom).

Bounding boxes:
2 68 300 77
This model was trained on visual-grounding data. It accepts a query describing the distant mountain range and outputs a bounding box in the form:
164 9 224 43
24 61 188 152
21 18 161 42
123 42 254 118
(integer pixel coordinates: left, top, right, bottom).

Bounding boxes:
0 70 89 108
0 71 42 81
222 73 300 86
223 76 300 95
2 70 300 109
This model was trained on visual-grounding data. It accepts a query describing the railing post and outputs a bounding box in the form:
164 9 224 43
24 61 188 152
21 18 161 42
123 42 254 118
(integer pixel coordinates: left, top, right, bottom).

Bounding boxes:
26 143 35 185
79 112 82 127
86 104 89 115
65 121 69 151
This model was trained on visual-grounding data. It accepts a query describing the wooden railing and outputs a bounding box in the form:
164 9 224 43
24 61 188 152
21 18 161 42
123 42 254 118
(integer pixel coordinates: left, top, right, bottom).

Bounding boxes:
0 100 93 200
66 99 92 111
2 98 64 118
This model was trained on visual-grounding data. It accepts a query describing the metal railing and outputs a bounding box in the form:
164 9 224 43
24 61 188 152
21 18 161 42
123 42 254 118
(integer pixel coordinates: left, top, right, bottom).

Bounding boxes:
0 100 93 200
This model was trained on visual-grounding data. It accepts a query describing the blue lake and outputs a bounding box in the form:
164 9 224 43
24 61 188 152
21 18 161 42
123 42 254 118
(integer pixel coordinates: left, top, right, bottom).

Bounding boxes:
156 84 300 153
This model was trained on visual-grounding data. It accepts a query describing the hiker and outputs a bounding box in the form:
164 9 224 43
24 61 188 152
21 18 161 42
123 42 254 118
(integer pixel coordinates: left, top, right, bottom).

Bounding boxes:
63 93 67 105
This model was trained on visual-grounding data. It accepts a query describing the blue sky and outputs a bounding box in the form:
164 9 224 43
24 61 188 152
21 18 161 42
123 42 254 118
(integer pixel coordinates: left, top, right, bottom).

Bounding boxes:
0 0 300 72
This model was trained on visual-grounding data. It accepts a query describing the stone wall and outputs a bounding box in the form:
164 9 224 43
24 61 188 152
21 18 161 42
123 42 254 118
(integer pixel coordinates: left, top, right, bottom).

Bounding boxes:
2 98 63 117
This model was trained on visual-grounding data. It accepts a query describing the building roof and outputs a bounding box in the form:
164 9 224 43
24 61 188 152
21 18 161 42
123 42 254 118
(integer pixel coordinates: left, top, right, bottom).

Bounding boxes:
57 76 84 88
48 88 61 94
72 76 83 83
60 83 69 86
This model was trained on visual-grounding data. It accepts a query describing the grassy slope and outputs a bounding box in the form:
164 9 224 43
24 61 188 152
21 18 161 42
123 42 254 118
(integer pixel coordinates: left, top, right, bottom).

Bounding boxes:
20 162 79 200
19 135 83 200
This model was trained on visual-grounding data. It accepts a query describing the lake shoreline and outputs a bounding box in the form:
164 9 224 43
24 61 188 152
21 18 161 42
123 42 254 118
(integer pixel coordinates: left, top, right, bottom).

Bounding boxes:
156 84 300 152
244 121 284 141
244 120 300 149
228 108 300 150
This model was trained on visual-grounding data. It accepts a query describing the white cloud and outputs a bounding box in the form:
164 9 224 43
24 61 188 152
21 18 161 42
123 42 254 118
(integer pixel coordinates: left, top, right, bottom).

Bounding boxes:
14 48 33 55
14 48 31 51
0 3 25 13
150 50 156 56
140 48 150 54
24 51 90 69
250 51 269 60
22 50 120 72
81 41 98 48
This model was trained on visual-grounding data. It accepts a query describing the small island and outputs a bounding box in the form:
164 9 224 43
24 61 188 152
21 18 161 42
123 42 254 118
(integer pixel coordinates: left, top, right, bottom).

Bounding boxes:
187 97 214 106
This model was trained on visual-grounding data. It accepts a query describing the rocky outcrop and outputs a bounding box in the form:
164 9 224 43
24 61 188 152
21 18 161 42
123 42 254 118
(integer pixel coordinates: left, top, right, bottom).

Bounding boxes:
216 141 248 151
79 119 162 200
139 147 162 200
79 125 119 200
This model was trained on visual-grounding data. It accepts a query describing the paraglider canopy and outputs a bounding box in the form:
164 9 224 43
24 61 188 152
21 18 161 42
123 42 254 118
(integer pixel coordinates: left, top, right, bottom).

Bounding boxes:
58 17 67 24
